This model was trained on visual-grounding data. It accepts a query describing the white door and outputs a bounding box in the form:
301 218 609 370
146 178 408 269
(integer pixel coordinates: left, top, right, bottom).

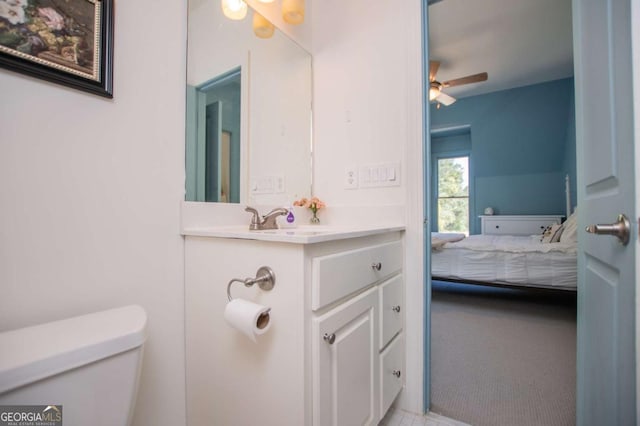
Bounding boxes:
573 0 637 423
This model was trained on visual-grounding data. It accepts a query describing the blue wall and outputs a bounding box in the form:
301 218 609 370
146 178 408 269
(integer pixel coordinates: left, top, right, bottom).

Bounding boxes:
562 82 577 211
430 78 576 233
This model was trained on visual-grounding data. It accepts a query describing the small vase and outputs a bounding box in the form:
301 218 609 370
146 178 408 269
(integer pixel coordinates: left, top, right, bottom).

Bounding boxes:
310 211 320 224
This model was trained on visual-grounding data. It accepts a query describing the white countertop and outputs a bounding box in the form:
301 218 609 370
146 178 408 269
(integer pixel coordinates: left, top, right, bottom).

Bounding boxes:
182 224 405 244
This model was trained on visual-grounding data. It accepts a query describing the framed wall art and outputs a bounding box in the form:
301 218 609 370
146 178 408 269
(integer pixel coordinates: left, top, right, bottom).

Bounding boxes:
0 0 114 98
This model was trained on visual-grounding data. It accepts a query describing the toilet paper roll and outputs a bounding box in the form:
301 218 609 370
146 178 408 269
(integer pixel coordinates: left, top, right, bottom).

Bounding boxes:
224 299 272 342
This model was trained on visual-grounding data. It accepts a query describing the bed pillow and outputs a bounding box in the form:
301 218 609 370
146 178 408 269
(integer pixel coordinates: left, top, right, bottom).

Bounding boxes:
560 209 578 243
541 223 564 243
540 225 552 241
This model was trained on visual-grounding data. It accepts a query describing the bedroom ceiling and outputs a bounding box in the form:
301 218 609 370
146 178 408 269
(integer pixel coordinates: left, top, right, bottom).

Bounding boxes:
428 0 574 99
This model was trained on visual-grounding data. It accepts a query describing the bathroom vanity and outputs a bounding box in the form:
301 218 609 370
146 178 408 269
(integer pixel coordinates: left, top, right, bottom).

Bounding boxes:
183 225 405 426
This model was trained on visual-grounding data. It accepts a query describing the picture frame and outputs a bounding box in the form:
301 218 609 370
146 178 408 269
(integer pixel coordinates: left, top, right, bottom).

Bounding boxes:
0 0 114 98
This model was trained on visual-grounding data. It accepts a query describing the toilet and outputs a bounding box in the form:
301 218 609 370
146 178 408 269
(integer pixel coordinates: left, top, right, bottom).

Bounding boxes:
0 305 147 426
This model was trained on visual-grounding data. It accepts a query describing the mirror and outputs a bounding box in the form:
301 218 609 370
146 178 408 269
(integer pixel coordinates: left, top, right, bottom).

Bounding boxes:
186 0 313 204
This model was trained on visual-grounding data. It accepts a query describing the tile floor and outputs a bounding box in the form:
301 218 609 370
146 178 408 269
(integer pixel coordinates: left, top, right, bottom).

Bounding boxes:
379 407 470 426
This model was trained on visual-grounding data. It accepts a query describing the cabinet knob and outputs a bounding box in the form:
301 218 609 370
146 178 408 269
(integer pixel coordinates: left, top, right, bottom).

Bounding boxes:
371 262 382 271
392 305 401 313
323 333 336 344
495 225 500 229
393 370 401 378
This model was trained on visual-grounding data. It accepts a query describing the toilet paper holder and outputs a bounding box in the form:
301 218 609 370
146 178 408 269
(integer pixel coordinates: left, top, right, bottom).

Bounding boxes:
227 266 276 301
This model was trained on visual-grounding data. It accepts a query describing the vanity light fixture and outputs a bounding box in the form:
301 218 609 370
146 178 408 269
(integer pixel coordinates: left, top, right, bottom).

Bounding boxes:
222 0 248 20
282 0 304 25
253 11 275 38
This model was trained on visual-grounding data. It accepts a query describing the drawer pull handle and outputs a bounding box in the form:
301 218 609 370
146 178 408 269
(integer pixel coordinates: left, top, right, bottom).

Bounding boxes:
392 305 401 313
323 333 336 344
393 370 401 378
371 262 382 271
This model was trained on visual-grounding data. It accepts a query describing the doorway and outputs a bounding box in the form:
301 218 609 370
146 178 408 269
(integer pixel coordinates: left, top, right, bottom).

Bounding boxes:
425 0 578 424
186 68 242 203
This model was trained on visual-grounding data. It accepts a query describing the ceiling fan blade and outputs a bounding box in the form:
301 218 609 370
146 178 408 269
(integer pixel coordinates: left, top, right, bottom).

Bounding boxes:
436 91 456 106
429 61 440 82
442 72 488 88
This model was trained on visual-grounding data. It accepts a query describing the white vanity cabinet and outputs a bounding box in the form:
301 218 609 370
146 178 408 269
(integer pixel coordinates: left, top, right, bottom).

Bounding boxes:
311 239 404 426
479 215 563 235
184 228 404 426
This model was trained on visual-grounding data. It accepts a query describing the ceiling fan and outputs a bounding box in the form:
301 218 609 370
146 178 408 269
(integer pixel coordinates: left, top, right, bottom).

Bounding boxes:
429 60 488 107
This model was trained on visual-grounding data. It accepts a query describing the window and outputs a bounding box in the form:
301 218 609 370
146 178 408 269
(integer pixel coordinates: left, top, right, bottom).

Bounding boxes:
437 156 469 234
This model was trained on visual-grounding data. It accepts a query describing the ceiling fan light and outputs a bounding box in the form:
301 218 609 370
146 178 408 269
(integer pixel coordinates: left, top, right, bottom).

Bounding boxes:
429 86 440 101
222 0 247 20
253 12 275 39
282 0 304 25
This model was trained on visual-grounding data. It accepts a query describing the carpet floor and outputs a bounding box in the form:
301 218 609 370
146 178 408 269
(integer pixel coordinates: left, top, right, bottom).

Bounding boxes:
430 280 577 426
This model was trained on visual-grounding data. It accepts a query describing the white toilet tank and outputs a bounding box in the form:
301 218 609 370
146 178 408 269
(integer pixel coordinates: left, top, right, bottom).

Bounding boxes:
0 305 147 426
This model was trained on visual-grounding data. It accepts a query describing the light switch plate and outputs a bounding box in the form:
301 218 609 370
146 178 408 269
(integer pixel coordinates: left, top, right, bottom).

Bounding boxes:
359 163 401 188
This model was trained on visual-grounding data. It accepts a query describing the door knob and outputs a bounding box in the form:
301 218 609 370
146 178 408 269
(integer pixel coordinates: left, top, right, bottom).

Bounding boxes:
323 333 336 344
585 214 630 246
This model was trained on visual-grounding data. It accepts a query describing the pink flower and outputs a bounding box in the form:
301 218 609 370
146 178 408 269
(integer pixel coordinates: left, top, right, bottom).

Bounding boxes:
310 197 326 209
294 196 325 213
293 197 308 207
38 7 65 30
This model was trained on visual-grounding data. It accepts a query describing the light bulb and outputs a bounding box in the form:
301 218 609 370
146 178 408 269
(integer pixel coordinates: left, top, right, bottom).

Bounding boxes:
222 0 248 20
282 0 304 25
253 12 275 39
257 0 275 3
429 86 440 101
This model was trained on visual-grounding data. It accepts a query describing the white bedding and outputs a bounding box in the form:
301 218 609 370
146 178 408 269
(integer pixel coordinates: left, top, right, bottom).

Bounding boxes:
432 234 577 290
431 232 466 250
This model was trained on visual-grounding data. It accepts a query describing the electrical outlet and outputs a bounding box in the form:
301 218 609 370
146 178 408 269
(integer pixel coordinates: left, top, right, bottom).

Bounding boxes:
345 167 358 189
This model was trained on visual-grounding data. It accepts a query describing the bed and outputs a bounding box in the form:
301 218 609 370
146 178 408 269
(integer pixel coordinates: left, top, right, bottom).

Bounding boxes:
431 212 578 292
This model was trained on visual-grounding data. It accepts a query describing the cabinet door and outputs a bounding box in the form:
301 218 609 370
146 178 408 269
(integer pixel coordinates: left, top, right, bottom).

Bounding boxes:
313 287 379 426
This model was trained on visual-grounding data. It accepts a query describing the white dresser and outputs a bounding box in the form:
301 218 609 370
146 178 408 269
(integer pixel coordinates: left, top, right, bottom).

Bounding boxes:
479 215 563 236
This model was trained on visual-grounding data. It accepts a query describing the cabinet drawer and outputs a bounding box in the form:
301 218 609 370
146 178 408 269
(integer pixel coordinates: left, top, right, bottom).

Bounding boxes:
482 217 562 235
380 333 404 419
312 241 402 311
379 275 403 350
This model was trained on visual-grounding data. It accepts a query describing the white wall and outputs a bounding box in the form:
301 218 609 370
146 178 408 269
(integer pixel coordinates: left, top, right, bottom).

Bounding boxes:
0 0 187 425
311 0 416 207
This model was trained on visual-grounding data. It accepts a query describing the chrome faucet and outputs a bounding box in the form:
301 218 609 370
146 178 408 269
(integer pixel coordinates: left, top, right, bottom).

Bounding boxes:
245 206 289 231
